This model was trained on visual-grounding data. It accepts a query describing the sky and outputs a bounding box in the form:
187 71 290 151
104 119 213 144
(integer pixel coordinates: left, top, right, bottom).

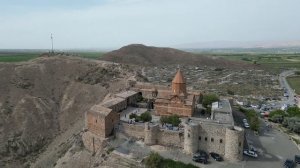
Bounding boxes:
0 0 300 49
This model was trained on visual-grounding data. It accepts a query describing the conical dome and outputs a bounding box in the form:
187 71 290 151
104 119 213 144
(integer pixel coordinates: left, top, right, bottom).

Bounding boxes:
172 69 185 84
171 69 187 96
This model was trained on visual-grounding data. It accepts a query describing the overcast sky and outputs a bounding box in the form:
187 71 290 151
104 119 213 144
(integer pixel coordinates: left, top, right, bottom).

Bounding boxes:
1 0 300 49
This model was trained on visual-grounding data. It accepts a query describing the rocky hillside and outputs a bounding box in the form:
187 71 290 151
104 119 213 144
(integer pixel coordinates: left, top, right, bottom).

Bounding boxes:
0 55 134 167
101 44 257 69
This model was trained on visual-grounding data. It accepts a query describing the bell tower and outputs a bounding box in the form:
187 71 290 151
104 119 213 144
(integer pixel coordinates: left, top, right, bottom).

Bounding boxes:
171 68 187 97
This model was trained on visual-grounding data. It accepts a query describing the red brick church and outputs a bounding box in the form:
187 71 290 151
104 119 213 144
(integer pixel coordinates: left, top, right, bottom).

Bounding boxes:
154 69 198 117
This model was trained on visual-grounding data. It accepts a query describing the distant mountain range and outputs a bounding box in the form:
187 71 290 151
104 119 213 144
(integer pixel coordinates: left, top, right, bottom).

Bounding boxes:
174 41 300 49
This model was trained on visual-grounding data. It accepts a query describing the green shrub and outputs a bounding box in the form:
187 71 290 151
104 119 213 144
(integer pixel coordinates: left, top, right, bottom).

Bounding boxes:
283 117 300 133
145 152 197 168
287 107 300 117
269 109 286 118
129 113 137 119
140 112 152 122
145 152 162 168
160 115 181 126
202 94 219 108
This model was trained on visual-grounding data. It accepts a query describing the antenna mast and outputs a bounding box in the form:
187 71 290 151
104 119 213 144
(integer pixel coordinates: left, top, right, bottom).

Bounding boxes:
51 33 54 53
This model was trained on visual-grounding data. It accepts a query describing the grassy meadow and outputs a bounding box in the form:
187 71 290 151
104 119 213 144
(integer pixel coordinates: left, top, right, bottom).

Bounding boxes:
0 51 105 63
208 53 300 72
0 53 40 62
287 76 300 95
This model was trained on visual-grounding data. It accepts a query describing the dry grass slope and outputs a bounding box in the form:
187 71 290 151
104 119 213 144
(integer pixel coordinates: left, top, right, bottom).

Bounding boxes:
0 55 133 167
101 44 259 69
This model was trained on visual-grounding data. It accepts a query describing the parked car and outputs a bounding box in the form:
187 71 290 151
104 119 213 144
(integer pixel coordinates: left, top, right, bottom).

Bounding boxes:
284 159 295 168
192 156 208 164
209 152 223 161
243 150 258 158
193 150 209 159
243 119 247 123
295 155 300 164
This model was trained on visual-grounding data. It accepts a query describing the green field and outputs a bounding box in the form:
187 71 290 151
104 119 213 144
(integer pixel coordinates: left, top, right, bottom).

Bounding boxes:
0 51 105 63
74 52 105 59
287 76 300 95
0 53 40 62
207 53 300 72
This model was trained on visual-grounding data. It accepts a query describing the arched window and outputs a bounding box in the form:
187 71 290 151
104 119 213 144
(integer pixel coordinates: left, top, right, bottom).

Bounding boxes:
205 137 207 141
220 139 223 143
211 138 214 142
95 119 97 123
239 142 242 147
199 136 201 141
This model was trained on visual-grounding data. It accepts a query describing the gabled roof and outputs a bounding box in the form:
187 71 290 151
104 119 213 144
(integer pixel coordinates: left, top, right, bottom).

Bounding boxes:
115 90 138 99
172 69 185 84
101 97 125 108
89 104 112 117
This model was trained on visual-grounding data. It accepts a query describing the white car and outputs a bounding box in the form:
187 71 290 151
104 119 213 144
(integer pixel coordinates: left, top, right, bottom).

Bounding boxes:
243 119 247 123
243 150 258 158
244 122 250 128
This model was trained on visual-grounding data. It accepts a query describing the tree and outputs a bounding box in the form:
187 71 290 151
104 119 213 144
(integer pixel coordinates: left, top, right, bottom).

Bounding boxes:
169 115 181 127
140 111 152 122
287 107 300 117
129 113 137 119
269 109 286 118
202 94 219 113
270 114 284 123
283 117 300 133
159 115 181 126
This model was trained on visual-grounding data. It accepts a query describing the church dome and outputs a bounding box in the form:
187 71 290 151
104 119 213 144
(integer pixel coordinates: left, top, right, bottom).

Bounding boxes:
172 69 185 84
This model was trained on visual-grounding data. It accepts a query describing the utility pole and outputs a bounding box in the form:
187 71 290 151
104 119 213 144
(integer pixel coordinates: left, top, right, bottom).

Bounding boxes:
51 33 54 54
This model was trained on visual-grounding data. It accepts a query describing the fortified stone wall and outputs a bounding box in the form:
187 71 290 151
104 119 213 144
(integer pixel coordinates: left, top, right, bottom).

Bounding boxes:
144 123 160 145
183 122 244 161
197 123 226 156
224 126 244 161
119 122 184 148
104 112 120 137
86 112 105 137
118 122 145 139
82 131 107 153
184 123 199 154
157 129 184 148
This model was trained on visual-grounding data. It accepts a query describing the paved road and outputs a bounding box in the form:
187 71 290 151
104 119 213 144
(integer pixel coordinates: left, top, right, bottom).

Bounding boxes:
279 70 297 106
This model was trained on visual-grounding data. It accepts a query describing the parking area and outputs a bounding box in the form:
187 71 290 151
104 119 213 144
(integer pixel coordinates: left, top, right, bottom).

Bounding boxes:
233 109 300 168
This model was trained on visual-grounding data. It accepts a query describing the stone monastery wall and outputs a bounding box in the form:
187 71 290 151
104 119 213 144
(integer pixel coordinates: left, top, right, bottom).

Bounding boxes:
157 129 184 148
118 122 145 139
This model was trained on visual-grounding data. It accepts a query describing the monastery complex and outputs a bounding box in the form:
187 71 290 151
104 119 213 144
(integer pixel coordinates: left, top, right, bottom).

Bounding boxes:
82 69 245 161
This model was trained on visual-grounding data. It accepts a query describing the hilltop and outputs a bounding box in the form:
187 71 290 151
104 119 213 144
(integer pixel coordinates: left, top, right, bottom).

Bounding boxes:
0 55 135 167
101 44 258 69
